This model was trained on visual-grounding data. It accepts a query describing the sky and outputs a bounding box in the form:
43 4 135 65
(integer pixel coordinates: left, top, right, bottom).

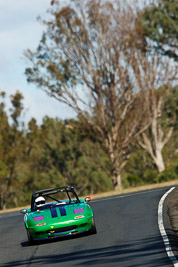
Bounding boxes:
0 0 74 125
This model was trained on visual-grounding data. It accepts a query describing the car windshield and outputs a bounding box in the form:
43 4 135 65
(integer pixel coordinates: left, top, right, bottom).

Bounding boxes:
33 190 79 211
45 191 77 203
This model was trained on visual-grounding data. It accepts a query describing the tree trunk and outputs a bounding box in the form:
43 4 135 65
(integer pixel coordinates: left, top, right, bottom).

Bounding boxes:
1 184 7 210
138 135 166 173
154 149 165 173
109 151 122 189
3 202 6 210
113 173 122 190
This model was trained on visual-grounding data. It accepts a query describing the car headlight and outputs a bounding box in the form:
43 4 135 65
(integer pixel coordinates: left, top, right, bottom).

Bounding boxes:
74 215 85 219
35 223 46 226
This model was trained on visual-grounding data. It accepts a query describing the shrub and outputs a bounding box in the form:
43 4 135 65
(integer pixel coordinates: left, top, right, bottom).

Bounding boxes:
126 174 143 187
143 169 159 184
158 168 177 183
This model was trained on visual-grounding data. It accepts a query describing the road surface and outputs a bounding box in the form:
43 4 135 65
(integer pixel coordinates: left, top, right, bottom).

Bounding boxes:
0 187 173 267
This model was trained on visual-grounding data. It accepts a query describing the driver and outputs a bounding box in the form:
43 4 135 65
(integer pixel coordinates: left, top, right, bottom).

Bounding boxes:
35 196 45 208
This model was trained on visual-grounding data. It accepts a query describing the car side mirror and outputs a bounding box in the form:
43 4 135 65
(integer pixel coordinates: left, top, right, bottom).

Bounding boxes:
20 209 27 214
85 197 91 203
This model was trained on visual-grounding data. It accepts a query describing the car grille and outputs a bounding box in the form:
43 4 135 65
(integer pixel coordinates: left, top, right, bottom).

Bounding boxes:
35 231 45 235
47 225 77 234
35 223 88 236
79 223 87 228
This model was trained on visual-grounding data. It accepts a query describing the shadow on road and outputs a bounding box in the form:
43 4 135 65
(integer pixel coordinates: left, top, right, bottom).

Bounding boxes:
4 235 171 267
20 231 92 247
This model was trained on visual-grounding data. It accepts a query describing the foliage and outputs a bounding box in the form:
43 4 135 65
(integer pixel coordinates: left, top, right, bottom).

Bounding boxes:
0 92 26 209
24 0 176 189
14 114 113 208
124 135 178 187
0 89 177 209
125 174 143 187
141 0 178 60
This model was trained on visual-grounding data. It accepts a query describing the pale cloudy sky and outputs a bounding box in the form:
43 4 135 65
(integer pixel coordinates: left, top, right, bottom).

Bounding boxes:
0 0 74 125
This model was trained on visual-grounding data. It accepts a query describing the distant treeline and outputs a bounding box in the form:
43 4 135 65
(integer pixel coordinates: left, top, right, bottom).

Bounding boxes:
0 89 177 209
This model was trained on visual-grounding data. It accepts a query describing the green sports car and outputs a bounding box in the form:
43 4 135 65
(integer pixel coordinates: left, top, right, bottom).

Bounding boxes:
20 186 97 244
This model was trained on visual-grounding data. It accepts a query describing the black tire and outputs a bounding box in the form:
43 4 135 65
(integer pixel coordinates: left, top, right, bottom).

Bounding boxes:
27 229 35 245
89 218 97 235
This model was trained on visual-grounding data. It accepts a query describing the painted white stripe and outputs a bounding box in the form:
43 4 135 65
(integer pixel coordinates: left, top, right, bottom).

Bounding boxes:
158 187 178 266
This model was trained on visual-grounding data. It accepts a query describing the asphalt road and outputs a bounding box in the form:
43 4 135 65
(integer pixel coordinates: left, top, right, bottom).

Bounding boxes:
0 187 174 267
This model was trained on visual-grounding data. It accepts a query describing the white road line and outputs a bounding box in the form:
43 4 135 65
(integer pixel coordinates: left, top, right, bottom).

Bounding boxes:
158 186 178 266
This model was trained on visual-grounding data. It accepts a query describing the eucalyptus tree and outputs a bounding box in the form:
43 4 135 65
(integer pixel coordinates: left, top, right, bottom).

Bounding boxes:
137 86 178 173
135 0 178 173
141 0 178 60
25 0 174 188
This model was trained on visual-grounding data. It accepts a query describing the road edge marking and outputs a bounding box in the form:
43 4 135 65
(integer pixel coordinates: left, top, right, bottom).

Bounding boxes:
158 186 178 266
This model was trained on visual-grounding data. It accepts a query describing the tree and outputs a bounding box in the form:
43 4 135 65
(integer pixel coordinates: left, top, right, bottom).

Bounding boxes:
0 92 9 209
25 0 175 188
137 86 178 173
21 116 113 196
141 0 178 60
39 117 112 194
0 91 25 209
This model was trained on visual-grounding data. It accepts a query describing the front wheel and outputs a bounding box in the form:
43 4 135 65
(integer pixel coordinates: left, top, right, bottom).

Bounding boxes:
27 229 35 245
89 218 97 235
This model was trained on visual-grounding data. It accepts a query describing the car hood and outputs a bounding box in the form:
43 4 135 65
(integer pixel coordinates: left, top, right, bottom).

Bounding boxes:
27 203 92 226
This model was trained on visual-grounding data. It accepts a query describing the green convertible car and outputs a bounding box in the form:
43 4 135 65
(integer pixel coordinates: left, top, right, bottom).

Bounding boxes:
20 186 97 244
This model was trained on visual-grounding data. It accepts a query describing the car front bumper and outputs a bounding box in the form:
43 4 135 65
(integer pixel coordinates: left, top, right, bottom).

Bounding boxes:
28 216 93 240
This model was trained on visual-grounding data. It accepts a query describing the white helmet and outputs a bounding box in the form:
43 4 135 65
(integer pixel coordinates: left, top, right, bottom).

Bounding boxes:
35 196 45 207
